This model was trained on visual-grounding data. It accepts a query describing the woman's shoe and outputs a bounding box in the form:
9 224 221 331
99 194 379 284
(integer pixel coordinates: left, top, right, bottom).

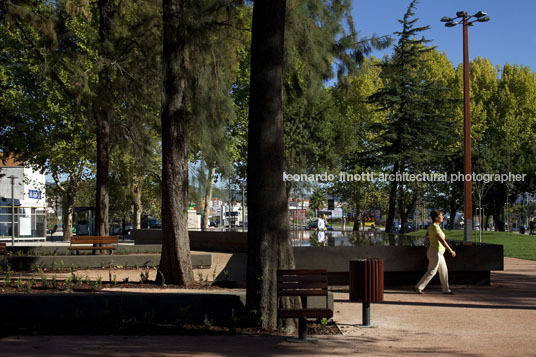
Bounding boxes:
414 287 424 294
443 290 455 295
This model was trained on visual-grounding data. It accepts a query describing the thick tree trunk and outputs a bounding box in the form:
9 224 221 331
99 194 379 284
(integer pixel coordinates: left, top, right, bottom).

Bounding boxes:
385 162 399 233
95 0 115 237
201 164 216 231
158 0 193 286
246 0 297 331
130 181 143 229
61 193 74 242
95 108 110 236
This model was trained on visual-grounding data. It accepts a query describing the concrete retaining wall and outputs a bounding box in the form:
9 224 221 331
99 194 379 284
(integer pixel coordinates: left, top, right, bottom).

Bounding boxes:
0 291 334 330
6 254 212 270
131 229 248 252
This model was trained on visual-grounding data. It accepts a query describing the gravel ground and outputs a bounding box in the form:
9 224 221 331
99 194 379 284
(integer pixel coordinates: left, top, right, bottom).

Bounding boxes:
1 257 535 356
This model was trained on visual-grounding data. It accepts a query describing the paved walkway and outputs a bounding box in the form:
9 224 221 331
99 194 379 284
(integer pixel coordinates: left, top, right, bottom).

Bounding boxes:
1 257 535 356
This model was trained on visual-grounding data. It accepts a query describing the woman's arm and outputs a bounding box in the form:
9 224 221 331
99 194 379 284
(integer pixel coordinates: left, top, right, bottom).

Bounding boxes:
437 231 456 257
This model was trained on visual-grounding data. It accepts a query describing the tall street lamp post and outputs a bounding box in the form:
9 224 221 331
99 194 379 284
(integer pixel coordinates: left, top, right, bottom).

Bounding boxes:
441 11 490 242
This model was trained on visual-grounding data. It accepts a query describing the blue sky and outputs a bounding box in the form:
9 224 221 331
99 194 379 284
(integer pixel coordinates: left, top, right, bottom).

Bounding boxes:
352 0 536 71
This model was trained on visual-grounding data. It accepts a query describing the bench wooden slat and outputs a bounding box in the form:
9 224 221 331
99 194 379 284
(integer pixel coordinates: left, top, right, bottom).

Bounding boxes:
277 289 328 297
69 236 118 255
67 246 116 250
278 275 328 283
278 269 327 275
70 236 118 244
278 281 328 289
278 308 333 319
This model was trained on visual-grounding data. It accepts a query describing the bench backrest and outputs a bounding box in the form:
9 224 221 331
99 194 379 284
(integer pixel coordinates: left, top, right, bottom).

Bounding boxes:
277 269 328 297
70 236 118 245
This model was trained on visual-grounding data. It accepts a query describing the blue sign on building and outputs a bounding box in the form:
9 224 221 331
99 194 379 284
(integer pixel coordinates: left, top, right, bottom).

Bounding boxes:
28 189 41 199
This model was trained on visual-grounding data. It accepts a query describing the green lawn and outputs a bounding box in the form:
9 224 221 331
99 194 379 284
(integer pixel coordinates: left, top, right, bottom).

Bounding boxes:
409 229 536 261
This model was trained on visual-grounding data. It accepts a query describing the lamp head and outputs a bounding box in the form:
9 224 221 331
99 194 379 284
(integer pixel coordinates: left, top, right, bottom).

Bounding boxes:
445 22 457 28
441 16 453 22
473 11 487 18
456 11 466 17
478 16 490 22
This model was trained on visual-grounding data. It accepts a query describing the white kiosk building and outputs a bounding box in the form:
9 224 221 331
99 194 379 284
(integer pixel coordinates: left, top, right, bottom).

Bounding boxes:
0 156 47 241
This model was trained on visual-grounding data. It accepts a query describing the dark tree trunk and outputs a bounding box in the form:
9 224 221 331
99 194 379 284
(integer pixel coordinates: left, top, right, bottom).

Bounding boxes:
95 0 115 237
158 0 193 286
385 162 399 233
95 108 110 236
246 0 296 330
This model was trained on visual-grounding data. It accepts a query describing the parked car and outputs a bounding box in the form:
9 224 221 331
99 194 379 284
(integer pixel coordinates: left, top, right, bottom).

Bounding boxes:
305 221 333 231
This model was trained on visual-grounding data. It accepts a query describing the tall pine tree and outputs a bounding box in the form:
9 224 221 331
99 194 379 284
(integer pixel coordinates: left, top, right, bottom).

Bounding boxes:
367 0 453 233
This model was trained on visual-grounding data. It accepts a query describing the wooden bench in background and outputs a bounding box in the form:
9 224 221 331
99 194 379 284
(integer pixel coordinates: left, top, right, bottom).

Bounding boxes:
68 236 118 255
277 269 333 342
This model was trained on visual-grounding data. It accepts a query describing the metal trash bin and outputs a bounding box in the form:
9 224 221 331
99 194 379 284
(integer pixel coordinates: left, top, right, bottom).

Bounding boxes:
349 259 384 326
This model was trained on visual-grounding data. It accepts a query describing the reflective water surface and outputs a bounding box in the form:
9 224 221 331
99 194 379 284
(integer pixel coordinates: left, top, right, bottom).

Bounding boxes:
290 230 475 247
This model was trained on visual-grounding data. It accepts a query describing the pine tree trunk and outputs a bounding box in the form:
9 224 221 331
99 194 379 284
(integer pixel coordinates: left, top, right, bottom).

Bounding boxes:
95 0 115 237
385 162 399 233
158 0 193 286
246 0 297 331
201 164 216 231
95 108 110 236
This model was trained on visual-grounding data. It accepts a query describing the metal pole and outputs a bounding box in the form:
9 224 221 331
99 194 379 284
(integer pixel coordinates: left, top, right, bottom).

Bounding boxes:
8 176 16 246
362 302 370 326
463 13 473 242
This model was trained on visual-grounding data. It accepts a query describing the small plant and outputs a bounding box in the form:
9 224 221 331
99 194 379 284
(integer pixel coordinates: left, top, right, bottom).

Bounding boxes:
203 314 213 329
60 260 65 271
4 269 12 287
52 275 57 288
97 275 103 287
158 270 167 288
223 269 230 281
140 270 150 284
51 261 57 271
204 275 210 287
212 265 218 281
112 274 117 286
26 280 33 292
135 263 139 270
70 264 75 273
198 272 204 282
16 276 24 289
320 318 328 332
91 280 98 291
39 269 48 288
64 277 73 292
124 259 128 269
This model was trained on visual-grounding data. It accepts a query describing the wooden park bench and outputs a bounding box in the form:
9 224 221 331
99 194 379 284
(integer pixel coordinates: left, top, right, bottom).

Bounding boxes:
277 269 333 342
68 236 118 255
0 243 6 266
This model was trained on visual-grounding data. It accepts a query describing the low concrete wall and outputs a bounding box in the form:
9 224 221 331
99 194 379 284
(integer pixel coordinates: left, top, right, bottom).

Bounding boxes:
294 242 503 285
7 254 212 270
0 291 334 331
131 229 248 252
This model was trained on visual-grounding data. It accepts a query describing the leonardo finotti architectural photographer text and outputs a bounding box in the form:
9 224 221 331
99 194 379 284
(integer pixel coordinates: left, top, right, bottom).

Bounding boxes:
282 172 526 183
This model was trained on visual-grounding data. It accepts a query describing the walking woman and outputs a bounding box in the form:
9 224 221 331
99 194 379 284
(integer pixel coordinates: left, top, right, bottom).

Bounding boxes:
415 210 456 294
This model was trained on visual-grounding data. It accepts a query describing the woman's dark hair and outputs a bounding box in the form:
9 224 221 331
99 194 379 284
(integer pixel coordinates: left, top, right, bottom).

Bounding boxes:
430 209 443 221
